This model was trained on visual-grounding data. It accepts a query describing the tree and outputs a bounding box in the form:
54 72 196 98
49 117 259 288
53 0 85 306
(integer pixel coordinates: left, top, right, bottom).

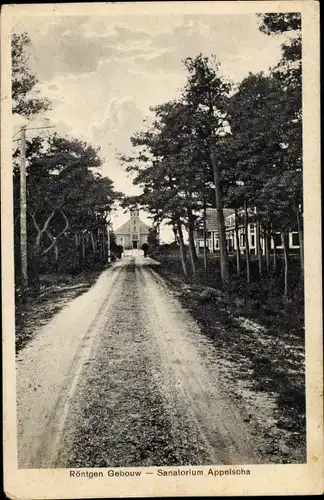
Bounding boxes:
14 134 121 287
183 54 232 283
121 57 232 283
121 99 211 277
227 69 302 296
148 226 159 247
12 32 51 295
258 13 303 276
12 32 50 116
258 12 301 91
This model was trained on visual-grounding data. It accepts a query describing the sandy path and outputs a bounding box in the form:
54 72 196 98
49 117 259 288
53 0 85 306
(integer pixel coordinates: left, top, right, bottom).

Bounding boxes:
16 261 127 468
17 256 263 468
139 267 262 464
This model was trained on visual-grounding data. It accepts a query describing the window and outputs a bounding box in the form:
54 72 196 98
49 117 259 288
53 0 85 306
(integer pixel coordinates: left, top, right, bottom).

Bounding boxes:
249 224 255 234
251 235 255 247
292 232 300 246
216 239 219 249
240 234 245 247
226 216 233 228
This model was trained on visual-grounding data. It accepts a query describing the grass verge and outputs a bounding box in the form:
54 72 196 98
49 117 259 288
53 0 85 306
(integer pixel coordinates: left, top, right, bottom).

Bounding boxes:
15 270 104 353
152 255 306 464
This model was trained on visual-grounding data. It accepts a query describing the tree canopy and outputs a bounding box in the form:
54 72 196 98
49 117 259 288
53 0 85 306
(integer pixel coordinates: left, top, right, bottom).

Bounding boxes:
12 32 50 117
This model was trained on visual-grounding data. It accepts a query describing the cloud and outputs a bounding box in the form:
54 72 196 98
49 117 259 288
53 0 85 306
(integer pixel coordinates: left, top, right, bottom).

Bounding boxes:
12 13 289 226
90 97 145 152
108 21 152 42
16 13 288 87
134 15 286 82
15 16 157 82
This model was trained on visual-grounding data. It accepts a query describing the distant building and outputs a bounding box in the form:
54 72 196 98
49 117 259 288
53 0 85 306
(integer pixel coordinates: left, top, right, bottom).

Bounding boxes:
114 208 150 250
194 208 300 254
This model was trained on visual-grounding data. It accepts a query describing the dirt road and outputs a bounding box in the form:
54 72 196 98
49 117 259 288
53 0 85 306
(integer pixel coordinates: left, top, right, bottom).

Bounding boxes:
17 255 265 468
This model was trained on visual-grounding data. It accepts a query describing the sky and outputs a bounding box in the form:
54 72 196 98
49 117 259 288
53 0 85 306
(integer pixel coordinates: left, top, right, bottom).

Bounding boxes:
12 13 288 242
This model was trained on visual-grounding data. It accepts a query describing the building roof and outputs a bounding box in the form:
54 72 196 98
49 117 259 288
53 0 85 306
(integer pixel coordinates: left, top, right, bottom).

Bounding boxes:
205 208 235 232
114 218 150 236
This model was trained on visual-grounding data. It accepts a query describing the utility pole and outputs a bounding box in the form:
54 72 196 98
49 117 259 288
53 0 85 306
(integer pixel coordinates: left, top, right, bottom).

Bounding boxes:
17 124 55 294
106 212 111 264
20 126 28 293
107 224 111 263
156 222 160 246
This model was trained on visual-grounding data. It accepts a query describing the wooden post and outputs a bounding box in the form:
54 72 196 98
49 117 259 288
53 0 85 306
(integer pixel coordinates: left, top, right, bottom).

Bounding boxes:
107 222 111 263
20 126 28 293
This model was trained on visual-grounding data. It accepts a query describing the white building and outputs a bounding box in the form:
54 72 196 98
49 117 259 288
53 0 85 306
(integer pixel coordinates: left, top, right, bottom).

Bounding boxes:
194 208 300 254
114 208 150 250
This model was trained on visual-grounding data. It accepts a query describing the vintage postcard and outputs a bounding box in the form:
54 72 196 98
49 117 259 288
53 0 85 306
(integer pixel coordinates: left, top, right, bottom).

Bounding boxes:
1 1 322 498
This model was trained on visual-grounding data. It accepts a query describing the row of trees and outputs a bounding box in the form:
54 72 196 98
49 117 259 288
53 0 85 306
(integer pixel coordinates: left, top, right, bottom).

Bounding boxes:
120 14 302 297
12 33 122 294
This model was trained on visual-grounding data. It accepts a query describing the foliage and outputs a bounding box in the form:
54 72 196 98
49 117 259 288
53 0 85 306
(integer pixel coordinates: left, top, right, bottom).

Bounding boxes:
258 13 302 98
148 227 159 247
14 134 122 280
120 40 303 294
12 32 50 116
258 13 301 35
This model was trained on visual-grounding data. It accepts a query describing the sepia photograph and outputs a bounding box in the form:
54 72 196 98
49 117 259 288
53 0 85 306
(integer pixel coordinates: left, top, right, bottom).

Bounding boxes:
1 1 322 498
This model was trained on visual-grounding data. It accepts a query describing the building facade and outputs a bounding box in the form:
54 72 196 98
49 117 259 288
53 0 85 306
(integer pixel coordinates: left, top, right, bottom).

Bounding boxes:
114 208 150 250
194 208 300 254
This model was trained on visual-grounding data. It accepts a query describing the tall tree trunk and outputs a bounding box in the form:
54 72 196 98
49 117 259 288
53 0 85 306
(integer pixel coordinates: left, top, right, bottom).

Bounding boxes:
46 230 59 263
281 231 289 299
90 231 96 256
210 145 229 283
187 234 196 276
234 208 241 275
177 220 188 277
187 207 198 260
172 225 177 243
187 208 197 275
265 227 271 274
76 232 82 270
256 218 262 277
54 242 59 263
81 232 86 262
203 197 207 270
29 231 43 293
101 231 105 260
296 203 304 277
244 201 250 285
272 235 277 274
29 209 57 291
